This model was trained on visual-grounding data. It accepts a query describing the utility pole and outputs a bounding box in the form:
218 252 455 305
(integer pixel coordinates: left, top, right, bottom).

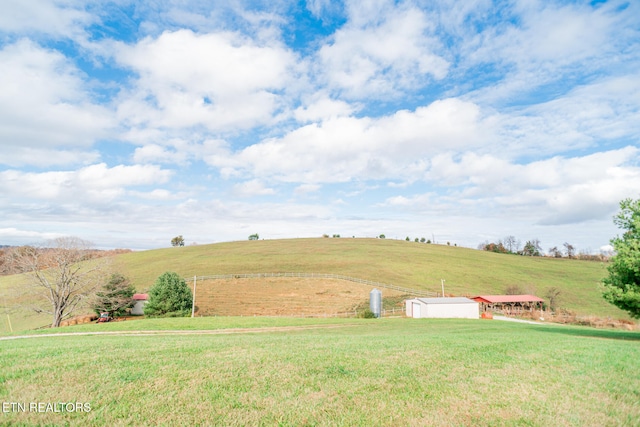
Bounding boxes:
441 279 445 298
191 275 197 318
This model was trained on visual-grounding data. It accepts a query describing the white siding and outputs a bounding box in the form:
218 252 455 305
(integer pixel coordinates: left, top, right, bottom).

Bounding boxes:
405 298 479 319
131 300 147 315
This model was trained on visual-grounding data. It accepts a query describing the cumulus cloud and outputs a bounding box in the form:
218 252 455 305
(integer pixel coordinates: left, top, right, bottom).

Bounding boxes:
0 0 93 40
114 29 297 132
0 163 173 203
294 95 358 122
233 179 276 197
224 98 488 183
294 183 321 196
420 146 640 224
0 40 113 167
317 1 449 98
466 0 637 103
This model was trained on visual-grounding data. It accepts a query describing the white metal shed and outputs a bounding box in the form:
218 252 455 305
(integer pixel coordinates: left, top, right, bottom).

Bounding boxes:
405 297 479 319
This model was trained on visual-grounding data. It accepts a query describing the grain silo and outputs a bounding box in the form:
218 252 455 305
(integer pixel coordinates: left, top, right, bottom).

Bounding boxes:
370 288 382 318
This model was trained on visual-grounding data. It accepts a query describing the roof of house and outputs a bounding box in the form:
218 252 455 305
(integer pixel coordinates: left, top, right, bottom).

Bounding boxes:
472 295 544 303
415 297 478 304
133 293 149 301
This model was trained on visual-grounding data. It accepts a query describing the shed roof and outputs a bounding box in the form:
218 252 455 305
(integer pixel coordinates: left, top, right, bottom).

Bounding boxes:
472 295 544 303
416 297 478 304
133 293 149 301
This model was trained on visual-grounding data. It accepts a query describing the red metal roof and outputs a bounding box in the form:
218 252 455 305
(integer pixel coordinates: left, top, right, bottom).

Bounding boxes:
133 293 149 300
472 295 544 303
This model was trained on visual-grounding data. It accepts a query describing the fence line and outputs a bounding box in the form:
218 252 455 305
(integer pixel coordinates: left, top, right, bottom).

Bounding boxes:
189 272 438 297
234 306 407 319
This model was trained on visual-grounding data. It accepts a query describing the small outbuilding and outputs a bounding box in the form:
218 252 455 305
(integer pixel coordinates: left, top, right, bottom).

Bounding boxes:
471 295 544 315
131 293 149 315
405 297 479 319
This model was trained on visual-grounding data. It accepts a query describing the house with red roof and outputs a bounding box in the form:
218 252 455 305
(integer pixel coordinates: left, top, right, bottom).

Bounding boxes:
131 293 149 315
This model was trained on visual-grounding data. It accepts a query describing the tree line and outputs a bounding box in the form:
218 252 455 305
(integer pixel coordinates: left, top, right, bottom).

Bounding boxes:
478 237 605 260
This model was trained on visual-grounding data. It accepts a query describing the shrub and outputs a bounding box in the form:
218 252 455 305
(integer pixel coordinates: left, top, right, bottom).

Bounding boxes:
505 285 525 295
360 309 377 318
144 272 193 317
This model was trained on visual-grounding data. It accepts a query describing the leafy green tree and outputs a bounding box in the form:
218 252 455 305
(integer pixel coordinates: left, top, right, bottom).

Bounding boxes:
248 233 260 240
171 235 185 247
379 234 386 239
521 239 542 256
603 198 640 318
92 273 135 317
144 272 193 317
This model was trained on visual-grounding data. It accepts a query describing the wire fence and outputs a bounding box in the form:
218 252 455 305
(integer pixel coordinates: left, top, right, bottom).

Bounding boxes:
232 306 407 319
190 272 439 298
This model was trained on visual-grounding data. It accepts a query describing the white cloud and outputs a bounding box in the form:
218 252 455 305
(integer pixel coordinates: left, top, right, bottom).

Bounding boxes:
294 95 358 122
0 0 93 40
0 163 173 203
317 1 449 98
294 183 321 196
229 98 488 183
0 39 113 167
465 0 637 103
233 179 276 198
115 29 298 132
421 147 640 224
0 227 62 240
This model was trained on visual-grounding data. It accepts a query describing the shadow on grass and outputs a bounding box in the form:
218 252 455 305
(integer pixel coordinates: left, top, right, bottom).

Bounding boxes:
532 324 640 341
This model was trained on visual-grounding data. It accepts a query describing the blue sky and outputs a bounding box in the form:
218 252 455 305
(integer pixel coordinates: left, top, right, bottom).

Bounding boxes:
0 0 639 251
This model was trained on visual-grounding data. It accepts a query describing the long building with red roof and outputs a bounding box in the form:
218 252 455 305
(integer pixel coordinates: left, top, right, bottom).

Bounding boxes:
472 294 544 314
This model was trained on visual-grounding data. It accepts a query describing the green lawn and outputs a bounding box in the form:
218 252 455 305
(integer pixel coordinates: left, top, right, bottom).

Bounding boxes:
1 317 638 426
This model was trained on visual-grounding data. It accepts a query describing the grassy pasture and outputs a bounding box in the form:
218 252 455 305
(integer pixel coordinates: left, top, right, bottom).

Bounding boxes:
116 238 617 316
0 317 638 426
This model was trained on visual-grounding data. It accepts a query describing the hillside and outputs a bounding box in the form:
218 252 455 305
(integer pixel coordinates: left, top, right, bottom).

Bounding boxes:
0 238 624 332
115 238 617 315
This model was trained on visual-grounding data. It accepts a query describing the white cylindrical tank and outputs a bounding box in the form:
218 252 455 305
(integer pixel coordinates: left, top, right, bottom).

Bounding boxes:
370 288 382 318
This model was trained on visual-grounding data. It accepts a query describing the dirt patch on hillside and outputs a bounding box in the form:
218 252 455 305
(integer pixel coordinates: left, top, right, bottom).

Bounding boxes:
195 277 407 317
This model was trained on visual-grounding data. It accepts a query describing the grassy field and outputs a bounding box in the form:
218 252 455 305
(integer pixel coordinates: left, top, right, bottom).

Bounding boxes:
1 317 638 426
114 238 618 316
0 237 627 332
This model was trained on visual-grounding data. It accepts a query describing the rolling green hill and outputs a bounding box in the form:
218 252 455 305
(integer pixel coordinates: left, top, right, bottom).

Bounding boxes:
0 238 625 332
115 238 617 316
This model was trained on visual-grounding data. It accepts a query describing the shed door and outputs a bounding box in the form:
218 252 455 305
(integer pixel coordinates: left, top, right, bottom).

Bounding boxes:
412 302 421 318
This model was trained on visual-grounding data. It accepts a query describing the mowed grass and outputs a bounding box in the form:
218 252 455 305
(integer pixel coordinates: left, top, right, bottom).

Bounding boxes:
0 318 638 426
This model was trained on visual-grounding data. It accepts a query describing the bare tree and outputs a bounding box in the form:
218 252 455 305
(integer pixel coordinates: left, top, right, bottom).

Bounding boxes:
11 237 109 328
548 246 563 258
563 242 575 259
504 236 517 253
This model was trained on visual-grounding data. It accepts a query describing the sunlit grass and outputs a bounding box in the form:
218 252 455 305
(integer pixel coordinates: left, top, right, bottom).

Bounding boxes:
1 318 638 426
